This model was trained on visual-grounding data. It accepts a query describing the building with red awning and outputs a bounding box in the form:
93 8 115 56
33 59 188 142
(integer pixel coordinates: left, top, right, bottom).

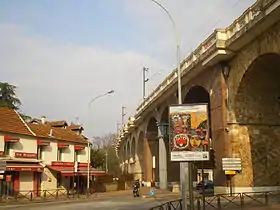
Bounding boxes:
0 108 106 197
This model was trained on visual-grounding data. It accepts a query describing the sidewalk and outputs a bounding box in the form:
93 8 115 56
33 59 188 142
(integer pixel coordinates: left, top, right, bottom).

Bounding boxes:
0 190 130 207
0 189 178 208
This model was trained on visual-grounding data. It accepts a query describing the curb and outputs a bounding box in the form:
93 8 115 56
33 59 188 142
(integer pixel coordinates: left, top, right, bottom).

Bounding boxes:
0 198 92 209
0 191 178 209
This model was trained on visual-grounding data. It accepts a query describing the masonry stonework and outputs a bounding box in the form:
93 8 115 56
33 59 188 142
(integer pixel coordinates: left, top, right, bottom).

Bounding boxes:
227 20 280 190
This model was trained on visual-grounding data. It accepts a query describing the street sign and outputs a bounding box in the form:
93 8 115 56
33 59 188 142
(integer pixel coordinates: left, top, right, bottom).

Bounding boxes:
222 158 242 171
0 160 6 173
225 170 236 175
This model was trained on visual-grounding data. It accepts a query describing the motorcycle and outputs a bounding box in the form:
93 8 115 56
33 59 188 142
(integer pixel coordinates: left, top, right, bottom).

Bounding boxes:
133 181 140 197
133 186 140 197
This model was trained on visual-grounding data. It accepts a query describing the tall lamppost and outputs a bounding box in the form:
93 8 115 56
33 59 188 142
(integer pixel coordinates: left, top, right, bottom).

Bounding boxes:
150 1 192 210
87 90 114 195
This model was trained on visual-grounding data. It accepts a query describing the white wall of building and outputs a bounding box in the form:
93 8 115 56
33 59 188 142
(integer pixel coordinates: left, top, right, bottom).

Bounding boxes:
41 168 57 190
10 136 37 159
0 134 4 151
62 144 74 162
42 141 57 165
78 146 88 163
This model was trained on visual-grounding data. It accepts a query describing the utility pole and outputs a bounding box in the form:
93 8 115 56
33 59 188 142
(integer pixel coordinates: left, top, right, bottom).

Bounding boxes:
116 122 121 132
143 67 149 100
121 106 126 125
105 152 108 173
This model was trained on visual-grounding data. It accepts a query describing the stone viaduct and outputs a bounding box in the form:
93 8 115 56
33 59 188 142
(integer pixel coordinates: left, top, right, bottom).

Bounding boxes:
115 0 280 193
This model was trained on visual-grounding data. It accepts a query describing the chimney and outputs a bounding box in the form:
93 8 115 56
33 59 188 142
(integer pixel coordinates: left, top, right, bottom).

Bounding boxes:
41 116 46 124
49 128 53 136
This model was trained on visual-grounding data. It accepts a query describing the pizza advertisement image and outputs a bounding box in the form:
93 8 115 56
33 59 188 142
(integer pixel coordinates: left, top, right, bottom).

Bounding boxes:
169 104 210 161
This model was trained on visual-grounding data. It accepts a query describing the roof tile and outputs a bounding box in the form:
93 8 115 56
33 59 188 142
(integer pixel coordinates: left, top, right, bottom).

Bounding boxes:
28 123 87 144
0 108 34 136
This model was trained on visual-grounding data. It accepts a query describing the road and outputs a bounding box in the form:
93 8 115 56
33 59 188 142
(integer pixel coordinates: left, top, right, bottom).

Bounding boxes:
0 193 180 210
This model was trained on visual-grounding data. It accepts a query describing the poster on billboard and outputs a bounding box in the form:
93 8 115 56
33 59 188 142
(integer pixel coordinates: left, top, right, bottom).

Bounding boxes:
169 103 210 161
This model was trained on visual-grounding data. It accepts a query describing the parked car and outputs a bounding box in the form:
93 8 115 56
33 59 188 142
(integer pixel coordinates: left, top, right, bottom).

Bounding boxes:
196 180 214 196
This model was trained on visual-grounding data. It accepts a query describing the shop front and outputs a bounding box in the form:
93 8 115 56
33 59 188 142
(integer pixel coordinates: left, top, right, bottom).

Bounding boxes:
0 162 43 197
47 162 106 194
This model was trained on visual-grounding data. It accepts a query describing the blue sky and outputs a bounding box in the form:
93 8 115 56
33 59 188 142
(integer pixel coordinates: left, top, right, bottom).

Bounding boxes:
0 0 256 137
0 1 140 49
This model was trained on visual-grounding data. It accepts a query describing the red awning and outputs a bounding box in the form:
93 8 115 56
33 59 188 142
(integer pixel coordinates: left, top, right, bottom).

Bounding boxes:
4 136 19 142
47 165 106 177
37 140 50 146
5 163 43 172
48 165 74 172
57 143 69 148
74 145 85 151
78 162 88 167
51 161 74 167
78 167 106 176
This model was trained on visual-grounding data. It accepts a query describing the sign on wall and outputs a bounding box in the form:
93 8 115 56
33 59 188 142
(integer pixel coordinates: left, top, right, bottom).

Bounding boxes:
169 104 210 161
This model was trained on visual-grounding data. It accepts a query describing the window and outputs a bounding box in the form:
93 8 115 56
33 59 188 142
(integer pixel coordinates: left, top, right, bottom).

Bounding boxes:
4 142 10 156
74 150 79 162
57 173 61 187
57 148 63 161
37 146 43 159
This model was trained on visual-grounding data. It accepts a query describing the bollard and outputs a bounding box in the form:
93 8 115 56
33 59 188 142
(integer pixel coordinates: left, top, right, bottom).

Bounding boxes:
265 192 268 205
217 196 221 210
197 198 201 210
240 194 244 209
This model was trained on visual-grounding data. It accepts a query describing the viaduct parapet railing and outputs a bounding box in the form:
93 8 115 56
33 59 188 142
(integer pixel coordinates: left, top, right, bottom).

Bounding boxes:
135 0 279 120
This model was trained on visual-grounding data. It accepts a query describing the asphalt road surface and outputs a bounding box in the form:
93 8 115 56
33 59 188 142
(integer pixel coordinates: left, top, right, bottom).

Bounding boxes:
0 195 177 210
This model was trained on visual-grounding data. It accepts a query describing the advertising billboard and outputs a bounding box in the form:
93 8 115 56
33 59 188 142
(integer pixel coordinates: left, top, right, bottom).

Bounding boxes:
169 104 210 161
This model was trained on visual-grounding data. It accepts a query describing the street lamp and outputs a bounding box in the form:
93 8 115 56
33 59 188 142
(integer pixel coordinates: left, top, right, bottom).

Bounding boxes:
149 1 192 210
150 0 182 104
87 89 114 196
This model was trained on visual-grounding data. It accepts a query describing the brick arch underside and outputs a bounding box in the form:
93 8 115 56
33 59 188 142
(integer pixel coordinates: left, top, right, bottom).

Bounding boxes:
234 53 280 187
160 106 180 182
145 117 159 182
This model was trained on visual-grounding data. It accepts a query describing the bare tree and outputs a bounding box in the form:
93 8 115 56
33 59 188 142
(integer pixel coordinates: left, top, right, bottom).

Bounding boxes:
92 133 116 149
91 133 120 176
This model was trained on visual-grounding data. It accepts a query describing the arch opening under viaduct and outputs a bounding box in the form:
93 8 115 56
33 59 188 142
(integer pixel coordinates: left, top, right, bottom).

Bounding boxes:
145 117 159 183
183 85 214 183
233 53 280 188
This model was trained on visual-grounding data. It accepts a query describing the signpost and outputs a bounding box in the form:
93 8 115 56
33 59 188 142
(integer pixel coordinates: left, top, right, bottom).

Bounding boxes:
222 158 242 196
222 158 242 171
169 104 211 210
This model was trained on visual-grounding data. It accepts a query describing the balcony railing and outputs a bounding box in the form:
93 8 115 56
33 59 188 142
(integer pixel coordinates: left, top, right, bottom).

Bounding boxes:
133 0 279 124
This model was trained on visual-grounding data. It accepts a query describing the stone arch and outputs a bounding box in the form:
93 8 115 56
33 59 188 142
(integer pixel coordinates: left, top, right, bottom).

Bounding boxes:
184 85 212 138
228 20 280 103
145 117 159 183
183 85 213 183
182 83 210 102
160 105 180 183
233 53 280 187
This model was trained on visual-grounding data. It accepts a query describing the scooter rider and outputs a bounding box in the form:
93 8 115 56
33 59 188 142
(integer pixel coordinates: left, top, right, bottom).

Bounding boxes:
133 179 140 197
